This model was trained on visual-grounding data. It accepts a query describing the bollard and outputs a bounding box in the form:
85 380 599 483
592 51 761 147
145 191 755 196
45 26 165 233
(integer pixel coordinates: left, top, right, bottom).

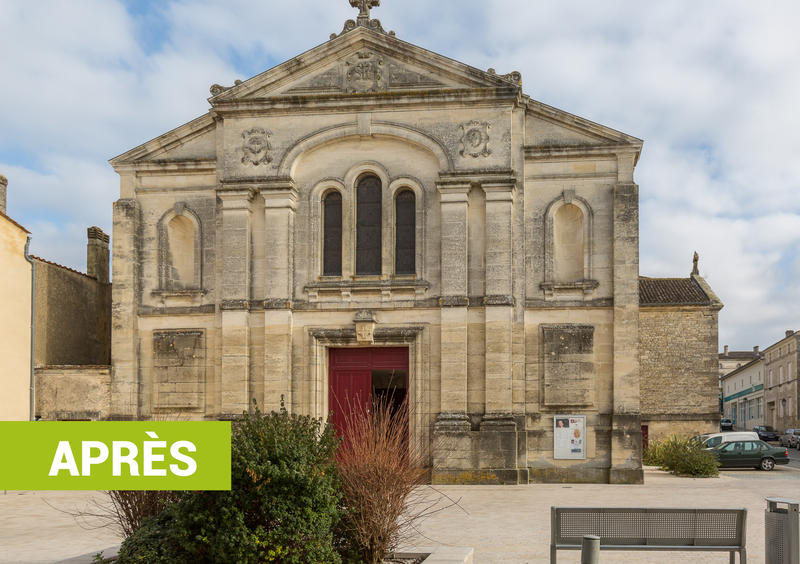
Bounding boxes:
581 534 600 564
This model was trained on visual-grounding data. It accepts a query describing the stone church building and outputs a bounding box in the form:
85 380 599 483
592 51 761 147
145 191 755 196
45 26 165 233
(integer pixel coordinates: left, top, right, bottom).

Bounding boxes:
108 2 722 484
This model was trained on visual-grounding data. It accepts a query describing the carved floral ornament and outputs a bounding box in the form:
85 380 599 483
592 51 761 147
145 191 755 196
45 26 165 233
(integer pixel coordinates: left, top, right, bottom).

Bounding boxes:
459 121 492 158
241 127 272 166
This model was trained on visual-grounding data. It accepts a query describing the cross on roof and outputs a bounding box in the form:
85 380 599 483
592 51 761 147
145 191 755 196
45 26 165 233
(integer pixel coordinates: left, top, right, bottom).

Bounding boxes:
350 0 380 21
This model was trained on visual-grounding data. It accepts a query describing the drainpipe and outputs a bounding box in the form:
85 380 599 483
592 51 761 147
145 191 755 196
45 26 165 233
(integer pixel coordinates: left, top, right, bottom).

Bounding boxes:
23 235 35 421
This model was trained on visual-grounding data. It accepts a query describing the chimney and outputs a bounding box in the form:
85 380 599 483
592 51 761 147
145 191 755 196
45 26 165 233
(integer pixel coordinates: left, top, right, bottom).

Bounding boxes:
753 346 759 354
723 345 729 355
787 330 795 338
87 226 110 284
0 173 7 215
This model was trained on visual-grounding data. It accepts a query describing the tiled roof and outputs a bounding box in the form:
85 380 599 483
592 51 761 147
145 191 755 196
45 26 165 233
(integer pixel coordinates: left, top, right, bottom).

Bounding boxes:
639 277 711 306
30 255 95 280
720 351 760 360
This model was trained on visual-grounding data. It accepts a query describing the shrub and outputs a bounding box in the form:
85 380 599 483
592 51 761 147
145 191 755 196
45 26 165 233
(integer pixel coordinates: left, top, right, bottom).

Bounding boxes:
335 397 429 564
116 506 184 563
118 404 342 563
644 434 719 477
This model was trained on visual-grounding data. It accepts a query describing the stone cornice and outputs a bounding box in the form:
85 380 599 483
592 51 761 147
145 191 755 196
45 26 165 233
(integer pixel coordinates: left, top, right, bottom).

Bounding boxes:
525 143 642 161
210 87 522 117
111 160 217 174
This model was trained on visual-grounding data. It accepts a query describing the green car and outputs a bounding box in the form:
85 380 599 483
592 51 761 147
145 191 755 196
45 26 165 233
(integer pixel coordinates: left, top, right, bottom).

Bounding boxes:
707 440 790 470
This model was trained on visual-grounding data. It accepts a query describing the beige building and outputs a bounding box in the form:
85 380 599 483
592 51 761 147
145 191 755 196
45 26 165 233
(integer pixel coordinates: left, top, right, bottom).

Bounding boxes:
0 174 33 421
106 4 721 483
721 357 764 431
764 330 799 432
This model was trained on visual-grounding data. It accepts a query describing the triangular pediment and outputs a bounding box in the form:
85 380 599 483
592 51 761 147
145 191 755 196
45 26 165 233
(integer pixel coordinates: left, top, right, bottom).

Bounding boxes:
211 27 522 102
110 115 216 167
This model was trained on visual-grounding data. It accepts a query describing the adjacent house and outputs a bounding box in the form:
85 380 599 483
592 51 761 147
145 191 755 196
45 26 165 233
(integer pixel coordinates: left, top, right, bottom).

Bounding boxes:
0 174 33 421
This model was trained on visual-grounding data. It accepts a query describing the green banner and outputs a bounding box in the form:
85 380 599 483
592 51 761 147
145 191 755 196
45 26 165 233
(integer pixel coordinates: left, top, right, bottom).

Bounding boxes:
0 421 231 490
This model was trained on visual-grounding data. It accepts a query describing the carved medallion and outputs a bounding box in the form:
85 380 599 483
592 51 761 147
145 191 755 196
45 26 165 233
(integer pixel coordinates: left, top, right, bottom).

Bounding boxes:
459 121 492 158
345 51 386 93
241 127 272 166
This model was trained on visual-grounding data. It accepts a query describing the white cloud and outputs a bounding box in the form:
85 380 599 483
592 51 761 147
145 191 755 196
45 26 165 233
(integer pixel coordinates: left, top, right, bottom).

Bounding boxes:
0 0 798 350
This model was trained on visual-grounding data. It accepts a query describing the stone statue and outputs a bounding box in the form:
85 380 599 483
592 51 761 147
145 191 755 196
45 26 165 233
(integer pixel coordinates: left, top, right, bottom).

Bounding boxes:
692 251 699 275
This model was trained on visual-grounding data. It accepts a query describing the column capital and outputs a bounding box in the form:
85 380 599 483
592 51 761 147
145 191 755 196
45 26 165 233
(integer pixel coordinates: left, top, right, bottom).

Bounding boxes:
217 185 256 208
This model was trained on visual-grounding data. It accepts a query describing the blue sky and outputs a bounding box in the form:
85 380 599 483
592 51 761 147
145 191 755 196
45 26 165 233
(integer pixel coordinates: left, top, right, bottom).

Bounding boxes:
1 0 798 351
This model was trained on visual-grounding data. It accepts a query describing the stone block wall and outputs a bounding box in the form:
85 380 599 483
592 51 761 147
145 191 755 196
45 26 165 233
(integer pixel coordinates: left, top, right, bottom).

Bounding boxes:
640 305 720 440
35 366 111 420
33 259 111 367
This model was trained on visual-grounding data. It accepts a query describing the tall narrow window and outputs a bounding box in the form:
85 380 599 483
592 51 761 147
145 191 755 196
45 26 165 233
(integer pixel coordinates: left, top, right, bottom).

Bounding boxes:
356 175 382 275
395 189 415 275
167 215 195 288
323 191 342 276
554 203 584 281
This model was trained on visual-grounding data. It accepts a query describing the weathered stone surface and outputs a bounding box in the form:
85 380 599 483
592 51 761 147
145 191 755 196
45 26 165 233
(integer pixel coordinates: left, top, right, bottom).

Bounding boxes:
100 15 720 483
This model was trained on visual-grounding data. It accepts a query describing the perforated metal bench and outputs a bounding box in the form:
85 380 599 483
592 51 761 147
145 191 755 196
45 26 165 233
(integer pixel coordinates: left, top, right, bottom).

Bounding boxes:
550 507 747 563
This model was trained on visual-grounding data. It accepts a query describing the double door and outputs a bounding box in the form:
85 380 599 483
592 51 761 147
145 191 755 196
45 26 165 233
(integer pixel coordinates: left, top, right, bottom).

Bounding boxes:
328 347 409 438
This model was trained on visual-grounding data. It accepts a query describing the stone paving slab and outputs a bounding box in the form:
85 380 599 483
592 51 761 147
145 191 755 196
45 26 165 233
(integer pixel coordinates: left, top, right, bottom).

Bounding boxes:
401 466 800 563
2 466 798 563
0 491 121 564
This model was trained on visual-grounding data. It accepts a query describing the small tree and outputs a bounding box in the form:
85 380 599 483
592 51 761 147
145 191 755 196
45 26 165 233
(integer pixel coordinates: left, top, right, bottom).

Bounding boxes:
335 397 429 564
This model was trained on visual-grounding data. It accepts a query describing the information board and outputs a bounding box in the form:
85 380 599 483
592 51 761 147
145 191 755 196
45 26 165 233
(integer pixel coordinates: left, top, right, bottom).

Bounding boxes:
553 415 586 460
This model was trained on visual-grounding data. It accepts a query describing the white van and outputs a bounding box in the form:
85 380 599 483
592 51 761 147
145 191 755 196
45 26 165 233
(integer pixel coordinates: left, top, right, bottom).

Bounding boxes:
696 431 759 448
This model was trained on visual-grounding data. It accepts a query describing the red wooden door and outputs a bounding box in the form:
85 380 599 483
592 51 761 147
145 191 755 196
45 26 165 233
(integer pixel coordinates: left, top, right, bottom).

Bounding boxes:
328 347 408 438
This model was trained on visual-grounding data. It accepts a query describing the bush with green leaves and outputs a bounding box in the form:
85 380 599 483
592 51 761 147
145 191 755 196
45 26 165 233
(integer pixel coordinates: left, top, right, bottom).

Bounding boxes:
643 434 719 477
118 405 342 563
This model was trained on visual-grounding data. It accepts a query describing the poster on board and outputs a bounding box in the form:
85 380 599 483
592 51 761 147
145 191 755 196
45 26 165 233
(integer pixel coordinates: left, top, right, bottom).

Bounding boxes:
554 415 586 460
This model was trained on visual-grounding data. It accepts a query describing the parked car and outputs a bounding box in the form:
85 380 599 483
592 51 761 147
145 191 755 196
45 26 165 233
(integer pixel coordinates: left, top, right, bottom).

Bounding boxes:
720 418 734 431
779 428 800 448
753 425 780 442
692 431 758 448
707 440 790 470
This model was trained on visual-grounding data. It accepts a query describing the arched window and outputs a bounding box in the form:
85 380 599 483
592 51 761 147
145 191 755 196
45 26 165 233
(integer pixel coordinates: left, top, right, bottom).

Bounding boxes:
395 189 415 275
167 215 195 288
554 203 584 281
356 175 382 275
323 191 342 276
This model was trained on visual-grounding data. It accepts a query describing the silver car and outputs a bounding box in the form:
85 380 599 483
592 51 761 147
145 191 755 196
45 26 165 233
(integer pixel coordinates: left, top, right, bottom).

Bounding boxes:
779 428 800 449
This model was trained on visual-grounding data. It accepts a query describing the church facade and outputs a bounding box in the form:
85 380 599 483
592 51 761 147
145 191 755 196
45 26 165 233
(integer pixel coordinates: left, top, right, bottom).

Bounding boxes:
109 4 721 484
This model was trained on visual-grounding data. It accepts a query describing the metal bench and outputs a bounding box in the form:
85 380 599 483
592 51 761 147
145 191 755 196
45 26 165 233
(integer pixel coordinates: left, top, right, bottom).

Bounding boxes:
550 507 747 563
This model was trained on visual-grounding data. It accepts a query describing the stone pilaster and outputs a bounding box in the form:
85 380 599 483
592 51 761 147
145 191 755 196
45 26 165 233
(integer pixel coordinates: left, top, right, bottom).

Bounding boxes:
218 188 255 416
610 182 643 483
482 179 515 416
260 179 297 412
436 179 470 421
110 198 140 419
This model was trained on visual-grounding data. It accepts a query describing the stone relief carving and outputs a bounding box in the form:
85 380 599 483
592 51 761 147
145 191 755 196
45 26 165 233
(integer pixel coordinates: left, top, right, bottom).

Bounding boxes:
354 309 377 344
287 57 444 94
459 121 492 158
487 68 523 86
241 127 272 166
541 325 595 407
209 80 242 96
153 330 205 410
345 51 386 93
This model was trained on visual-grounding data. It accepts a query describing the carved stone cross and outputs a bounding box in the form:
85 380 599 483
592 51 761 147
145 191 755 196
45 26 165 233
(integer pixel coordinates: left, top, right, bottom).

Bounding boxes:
350 0 379 21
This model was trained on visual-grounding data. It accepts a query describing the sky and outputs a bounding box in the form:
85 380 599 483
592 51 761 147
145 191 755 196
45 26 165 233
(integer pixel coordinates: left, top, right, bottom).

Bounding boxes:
0 0 798 351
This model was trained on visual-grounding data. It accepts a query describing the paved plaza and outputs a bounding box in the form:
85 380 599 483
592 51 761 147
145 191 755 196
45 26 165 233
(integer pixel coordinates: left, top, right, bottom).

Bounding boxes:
1 465 798 563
